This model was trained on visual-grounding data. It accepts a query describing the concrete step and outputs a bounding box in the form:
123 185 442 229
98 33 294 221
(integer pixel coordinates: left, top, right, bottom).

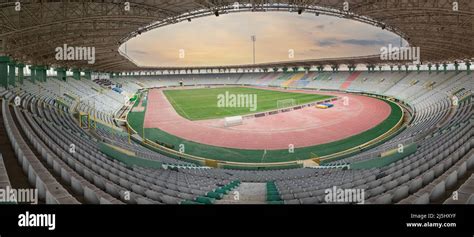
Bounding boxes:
215 182 267 204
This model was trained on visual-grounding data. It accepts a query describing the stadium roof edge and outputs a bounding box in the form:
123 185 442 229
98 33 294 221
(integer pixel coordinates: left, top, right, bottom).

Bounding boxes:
134 54 412 71
1 1 473 72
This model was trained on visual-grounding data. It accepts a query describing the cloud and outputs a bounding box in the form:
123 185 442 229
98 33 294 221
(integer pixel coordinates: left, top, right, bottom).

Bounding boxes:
314 24 325 30
317 39 338 47
129 49 149 55
341 39 387 46
124 12 400 67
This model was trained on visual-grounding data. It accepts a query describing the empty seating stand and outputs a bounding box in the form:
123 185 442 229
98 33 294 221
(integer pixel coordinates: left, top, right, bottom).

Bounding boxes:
399 147 473 204
2 99 79 204
15 106 123 204
0 153 12 190
1 71 472 205
444 153 474 204
443 174 474 204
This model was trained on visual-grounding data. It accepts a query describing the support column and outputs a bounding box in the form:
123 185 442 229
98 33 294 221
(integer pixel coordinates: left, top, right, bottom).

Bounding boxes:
29 66 36 83
443 63 448 74
390 65 394 72
8 60 15 87
56 68 67 81
466 61 471 75
428 64 432 74
42 66 48 82
84 70 92 80
435 64 440 73
34 66 40 82
17 63 24 85
416 64 421 73
304 67 310 74
72 69 81 80
0 56 9 89
34 66 41 82
454 61 459 73
35 66 46 82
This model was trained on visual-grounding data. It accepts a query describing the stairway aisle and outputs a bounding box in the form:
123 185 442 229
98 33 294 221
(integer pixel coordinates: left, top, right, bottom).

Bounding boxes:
215 182 267 204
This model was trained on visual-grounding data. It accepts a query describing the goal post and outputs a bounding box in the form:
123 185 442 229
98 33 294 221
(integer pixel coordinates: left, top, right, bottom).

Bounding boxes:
277 99 296 109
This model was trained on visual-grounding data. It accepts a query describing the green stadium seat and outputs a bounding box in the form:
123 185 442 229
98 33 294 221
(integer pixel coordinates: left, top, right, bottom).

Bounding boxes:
206 191 224 200
195 196 215 204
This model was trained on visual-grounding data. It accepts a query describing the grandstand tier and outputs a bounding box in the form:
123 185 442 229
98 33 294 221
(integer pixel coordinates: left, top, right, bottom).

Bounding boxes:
0 70 472 205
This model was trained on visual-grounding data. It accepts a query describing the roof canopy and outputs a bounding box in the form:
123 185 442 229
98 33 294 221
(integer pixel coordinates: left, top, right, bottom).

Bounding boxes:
1 0 472 72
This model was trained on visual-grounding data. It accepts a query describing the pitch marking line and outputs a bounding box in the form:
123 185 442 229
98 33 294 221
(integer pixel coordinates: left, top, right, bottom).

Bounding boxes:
162 90 192 120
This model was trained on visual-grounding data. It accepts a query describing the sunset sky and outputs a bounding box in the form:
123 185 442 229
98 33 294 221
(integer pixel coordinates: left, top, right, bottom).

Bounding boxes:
123 12 403 67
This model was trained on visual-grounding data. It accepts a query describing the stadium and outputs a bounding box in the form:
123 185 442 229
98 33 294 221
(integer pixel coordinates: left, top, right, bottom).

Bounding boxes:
0 0 473 215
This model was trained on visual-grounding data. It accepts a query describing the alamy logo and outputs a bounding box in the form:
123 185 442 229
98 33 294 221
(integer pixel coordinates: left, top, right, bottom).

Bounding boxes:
18 211 56 231
217 91 257 112
380 44 420 64
0 186 38 204
324 186 365 204
55 44 95 64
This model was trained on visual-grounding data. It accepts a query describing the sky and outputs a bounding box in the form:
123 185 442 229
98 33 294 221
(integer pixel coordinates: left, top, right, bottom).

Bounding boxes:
122 12 403 67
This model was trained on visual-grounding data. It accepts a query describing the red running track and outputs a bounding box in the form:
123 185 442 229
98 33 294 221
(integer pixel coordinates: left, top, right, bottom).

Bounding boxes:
144 87 391 150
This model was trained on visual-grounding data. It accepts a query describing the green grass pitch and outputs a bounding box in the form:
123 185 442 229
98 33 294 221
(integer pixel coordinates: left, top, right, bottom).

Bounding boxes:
163 87 334 120
127 91 402 165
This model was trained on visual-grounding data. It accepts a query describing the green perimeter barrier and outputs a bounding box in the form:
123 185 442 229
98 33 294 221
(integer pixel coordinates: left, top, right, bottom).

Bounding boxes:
137 139 204 166
99 142 163 169
319 125 407 165
220 163 302 170
350 143 418 170
141 136 305 170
